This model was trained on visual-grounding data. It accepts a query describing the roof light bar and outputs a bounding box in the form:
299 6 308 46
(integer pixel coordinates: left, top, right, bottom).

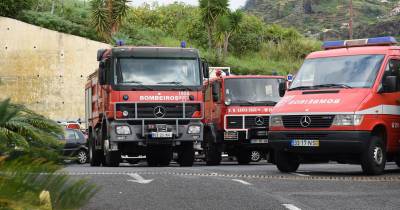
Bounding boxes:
322 36 397 50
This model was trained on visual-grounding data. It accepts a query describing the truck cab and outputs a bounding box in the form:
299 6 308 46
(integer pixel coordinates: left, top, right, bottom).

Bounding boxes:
203 73 286 165
269 37 400 175
85 47 208 167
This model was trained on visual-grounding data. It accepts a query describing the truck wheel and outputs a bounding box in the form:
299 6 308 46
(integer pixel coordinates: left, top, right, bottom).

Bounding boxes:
236 150 251 165
158 146 172 167
206 143 222 165
361 136 386 175
275 150 300 173
105 150 121 167
250 150 262 162
146 146 159 167
178 142 194 167
89 138 102 166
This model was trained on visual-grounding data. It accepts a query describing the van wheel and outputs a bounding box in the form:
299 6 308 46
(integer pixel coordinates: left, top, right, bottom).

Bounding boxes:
105 150 121 167
361 136 386 175
275 150 300 173
178 142 194 167
236 150 251 165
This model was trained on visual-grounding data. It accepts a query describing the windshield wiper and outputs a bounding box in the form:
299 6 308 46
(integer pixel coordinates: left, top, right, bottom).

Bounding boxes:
253 100 278 105
157 81 183 85
233 100 256 105
312 84 353 89
123 80 153 90
157 81 194 91
288 86 314 91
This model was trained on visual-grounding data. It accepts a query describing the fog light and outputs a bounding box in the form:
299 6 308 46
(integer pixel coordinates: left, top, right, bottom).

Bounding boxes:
116 126 131 135
188 125 201 134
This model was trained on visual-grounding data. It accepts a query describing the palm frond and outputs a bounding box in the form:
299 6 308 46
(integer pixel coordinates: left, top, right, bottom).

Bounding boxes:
90 0 111 40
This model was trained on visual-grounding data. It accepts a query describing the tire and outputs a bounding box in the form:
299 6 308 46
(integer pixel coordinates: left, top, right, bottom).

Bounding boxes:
76 149 88 164
361 136 386 175
236 150 252 165
395 159 400 168
158 146 172 167
89 137 102 166
127 159 140 164
146 146 159 167
105 150 121 167
250 150 262 162
205 130 221 165
178 142 195 167
275 150 300 173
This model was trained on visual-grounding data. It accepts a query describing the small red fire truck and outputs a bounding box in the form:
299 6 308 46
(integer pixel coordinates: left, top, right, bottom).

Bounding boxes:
269 36 400 175
85 46 209 167
203 71 286 165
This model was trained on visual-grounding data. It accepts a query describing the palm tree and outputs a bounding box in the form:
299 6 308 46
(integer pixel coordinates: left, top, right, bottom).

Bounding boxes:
199 0 229 50
90 0 130 41
0 99 62 155
216 10 243 59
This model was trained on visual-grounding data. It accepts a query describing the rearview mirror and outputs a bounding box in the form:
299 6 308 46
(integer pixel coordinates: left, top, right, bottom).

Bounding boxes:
97 49 106 61
279 81 287 97
202 61 209 78
380 75 397 93
98 61 106 85
212 83 220 102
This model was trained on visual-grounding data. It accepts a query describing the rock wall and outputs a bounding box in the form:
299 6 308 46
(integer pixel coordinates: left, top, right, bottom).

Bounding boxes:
0 17 110 121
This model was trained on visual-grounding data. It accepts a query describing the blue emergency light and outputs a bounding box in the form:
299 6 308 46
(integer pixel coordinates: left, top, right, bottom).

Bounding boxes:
116 39 125 46
322 36 398 50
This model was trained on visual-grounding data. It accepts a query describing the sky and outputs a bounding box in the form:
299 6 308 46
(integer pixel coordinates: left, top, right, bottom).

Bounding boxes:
130 0 247 10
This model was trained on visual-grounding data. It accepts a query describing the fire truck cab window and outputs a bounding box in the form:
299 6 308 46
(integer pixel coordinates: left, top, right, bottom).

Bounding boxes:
384 59 400 91
117 58 200 86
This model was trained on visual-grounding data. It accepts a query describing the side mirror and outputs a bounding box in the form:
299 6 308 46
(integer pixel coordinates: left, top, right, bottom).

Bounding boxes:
380 75 397 93
97 49 106 61
202 61 209 78
279 80 287 97
212 84 220 102
98 61 106 85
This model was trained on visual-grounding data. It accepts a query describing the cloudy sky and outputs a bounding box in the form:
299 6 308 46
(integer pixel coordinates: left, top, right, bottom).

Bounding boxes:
130 0 247 10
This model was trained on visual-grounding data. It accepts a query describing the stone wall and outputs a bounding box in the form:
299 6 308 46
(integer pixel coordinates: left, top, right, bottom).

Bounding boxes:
0 17 110 121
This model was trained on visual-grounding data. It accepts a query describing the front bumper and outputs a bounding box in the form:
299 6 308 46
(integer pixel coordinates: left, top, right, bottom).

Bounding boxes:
269 131 371 154
223 129 270 148
109 120 203 143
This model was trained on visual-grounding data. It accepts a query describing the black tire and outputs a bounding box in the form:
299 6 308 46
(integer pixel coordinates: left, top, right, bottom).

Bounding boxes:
76 149 88 164
395 159 400 168
105 150 121 167
158 146 172 167
250 150 262 162
89 137 102 166
205 130 221 165
237 150 252 165
146 146 159 167
275 150 300 173
178 142 195 167
361 136 386 175
127 159 140 164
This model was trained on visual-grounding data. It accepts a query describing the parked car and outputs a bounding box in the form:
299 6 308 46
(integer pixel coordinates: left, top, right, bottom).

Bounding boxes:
59 128 88 164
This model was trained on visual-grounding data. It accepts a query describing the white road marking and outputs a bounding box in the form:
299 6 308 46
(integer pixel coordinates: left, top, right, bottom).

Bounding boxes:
290 172 310 177
127 173 153 184
282 204 302 210
231 179 252 185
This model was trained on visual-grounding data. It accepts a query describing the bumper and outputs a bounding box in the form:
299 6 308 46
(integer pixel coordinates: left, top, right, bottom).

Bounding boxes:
109 120 203 143
269 131 371 154
223 129 270 148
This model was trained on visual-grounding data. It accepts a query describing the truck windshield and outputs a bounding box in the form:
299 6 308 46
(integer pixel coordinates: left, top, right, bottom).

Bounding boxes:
225 78 282 105
290 54 384 90
116 58 201 86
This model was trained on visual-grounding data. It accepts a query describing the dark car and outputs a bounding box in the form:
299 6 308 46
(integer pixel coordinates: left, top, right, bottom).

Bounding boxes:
59 128 88 164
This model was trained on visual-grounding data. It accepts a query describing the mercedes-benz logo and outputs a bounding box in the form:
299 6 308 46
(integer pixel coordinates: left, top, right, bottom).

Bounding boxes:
300 116 312 128
255 116 264 126
153 106 166 118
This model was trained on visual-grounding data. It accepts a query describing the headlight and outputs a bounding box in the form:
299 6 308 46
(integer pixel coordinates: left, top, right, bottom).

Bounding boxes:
332 115 363 126
188 125 201 134
269 116 283 127
116 126 131 135
224 98 232 106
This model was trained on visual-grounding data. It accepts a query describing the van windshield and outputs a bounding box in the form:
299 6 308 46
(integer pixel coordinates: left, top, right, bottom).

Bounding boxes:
224 78 283 106
290 54 385 90
116 58 201 87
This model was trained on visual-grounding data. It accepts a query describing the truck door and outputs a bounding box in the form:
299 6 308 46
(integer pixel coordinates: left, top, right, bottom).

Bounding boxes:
211 81 222 128
379 58 400 151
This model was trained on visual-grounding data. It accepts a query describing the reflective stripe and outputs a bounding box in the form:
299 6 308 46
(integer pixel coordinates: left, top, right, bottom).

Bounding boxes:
272 105 400 116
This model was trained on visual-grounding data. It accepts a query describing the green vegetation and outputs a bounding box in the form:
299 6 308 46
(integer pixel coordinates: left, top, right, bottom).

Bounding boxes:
0 99 97 210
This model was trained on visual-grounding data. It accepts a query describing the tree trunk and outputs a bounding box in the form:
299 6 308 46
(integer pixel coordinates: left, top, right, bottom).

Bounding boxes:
50 0 55 14
207 25 213 50
303 0 313 14
222 33 230 59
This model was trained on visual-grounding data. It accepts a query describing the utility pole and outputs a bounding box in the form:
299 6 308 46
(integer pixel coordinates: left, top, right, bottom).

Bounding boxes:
349 0 353 39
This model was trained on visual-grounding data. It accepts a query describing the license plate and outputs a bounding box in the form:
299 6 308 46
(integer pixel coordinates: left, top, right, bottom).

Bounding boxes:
291 140 319 147
251 139 268 144
151 132 173 138
224 131 238 140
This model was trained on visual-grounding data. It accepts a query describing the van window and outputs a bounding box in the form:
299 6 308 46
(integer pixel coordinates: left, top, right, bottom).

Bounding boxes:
384 59 400 91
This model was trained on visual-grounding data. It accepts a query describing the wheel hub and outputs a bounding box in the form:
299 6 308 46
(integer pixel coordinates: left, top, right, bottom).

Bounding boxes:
251 151 260 161
373 146 383 165
78 151 87 163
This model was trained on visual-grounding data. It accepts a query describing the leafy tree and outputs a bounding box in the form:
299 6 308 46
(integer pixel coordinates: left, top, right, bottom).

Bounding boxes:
199 0 229 50
216 10 243 59
0 0 34 18
90 0 130 41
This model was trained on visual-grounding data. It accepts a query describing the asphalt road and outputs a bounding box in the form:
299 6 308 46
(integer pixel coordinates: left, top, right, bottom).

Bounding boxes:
63 161 400 210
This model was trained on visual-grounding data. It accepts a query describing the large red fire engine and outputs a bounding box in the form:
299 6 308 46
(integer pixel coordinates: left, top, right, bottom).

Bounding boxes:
269 36 400 175
85 46 209 167
203 71 286 165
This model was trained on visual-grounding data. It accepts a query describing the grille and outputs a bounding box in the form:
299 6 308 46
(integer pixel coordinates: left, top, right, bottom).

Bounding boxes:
244 116 270 128
116 103 201 119
226 116 243 129
282 115 334 128
286 133 328 140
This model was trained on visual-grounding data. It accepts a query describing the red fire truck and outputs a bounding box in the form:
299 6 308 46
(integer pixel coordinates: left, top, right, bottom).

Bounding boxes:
203 72 286 165
269 36 400 175
85 46 209 167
